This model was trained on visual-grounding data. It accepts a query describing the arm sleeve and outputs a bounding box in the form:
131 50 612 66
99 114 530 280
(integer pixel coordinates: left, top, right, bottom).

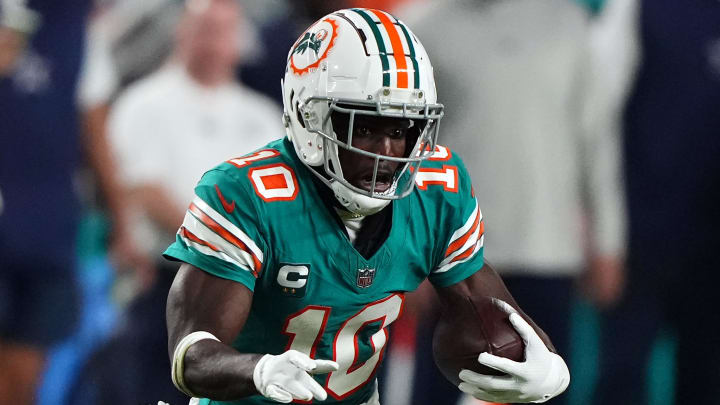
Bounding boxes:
579 0 639 256
163 169 268 291
428 157 485 287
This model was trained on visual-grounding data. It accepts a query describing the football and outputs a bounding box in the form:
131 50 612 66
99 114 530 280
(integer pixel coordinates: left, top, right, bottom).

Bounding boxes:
432 296 525 386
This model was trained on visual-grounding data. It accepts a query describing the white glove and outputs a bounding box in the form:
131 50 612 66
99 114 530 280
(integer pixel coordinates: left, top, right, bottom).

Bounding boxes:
458 312 570 403
253 350 339 403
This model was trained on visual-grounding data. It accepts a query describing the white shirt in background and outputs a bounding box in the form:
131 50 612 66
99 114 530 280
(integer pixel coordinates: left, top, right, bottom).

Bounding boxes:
407 0 626 275
108 64 284 256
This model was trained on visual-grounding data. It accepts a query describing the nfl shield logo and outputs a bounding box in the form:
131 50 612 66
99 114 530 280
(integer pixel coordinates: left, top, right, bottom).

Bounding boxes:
356 268 376 288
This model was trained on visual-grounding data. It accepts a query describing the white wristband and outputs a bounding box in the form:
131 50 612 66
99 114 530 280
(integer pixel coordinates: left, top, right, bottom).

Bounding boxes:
171 331 220 397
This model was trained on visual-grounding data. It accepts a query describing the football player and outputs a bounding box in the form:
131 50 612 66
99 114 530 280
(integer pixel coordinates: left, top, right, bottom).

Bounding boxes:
164 8 570 404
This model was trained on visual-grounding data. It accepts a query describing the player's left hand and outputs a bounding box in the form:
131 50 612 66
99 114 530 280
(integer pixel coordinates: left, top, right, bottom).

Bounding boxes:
457 312 570 403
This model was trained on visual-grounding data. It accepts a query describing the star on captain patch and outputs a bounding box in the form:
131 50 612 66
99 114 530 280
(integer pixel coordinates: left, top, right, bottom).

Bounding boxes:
276 264 309 297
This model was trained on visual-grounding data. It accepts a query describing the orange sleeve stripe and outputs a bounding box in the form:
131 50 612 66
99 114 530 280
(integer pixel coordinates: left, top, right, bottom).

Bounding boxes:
180 226 221 252
369 9 409 88
450 236 482 263
188 203 261 276
445 212 482 257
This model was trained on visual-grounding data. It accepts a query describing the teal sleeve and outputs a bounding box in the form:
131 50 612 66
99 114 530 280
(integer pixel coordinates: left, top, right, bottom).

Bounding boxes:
162 166 269 291
428 247 484 287
427 151 485 287
163 237 257 291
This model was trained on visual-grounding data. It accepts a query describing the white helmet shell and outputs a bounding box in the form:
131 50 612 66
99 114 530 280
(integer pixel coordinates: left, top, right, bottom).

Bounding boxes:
282 8 444 215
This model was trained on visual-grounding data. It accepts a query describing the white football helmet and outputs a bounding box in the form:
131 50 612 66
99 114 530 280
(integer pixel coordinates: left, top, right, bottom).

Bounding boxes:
282 8 444 216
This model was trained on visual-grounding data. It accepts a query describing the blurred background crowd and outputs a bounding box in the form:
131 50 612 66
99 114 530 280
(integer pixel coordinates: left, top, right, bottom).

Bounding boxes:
1 0 718 404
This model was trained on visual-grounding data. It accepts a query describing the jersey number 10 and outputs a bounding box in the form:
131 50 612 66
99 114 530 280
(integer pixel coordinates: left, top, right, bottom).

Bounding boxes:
281 294 404 400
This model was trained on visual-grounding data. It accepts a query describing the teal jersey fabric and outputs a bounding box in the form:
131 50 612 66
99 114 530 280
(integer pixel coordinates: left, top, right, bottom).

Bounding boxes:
164 138 485 404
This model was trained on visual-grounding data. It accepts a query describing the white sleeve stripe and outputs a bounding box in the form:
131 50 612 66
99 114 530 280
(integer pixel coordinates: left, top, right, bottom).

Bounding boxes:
447 199 481 244
439 220 482 267
179 234 253 272
182 213 258 273
192 196 264 261
187 204 261 272
433 237 484 274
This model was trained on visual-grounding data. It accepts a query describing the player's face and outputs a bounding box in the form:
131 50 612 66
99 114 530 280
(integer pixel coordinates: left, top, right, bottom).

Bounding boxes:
333 114 412 193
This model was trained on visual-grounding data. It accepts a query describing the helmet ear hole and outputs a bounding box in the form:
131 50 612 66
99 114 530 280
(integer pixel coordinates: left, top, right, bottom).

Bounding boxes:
295 102 306 129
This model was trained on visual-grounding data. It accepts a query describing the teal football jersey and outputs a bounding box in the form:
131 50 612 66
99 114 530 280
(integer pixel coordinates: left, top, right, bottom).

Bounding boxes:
164 138 485 404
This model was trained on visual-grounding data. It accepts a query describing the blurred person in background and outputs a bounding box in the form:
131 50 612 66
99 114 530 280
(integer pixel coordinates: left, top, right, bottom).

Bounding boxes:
75 0 269 311
32 2 187 404
76 0 267 288
106 0 282 270
591 0 720 404
77 0 187 285
0 0 91 403
70 0 283 403
407 0 627 404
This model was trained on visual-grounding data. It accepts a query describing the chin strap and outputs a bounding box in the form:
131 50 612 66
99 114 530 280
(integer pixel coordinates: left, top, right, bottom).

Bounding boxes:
330 180 391 216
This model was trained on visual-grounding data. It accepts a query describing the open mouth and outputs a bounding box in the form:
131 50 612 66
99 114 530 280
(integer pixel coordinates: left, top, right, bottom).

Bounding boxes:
358 171 394 193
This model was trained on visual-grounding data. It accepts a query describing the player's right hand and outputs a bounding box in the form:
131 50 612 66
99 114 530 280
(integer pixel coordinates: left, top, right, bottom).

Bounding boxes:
458 313 570 403
253 350 339 403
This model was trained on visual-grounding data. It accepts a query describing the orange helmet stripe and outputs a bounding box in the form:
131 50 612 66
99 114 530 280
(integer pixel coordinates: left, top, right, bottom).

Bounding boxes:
369 9 409 88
